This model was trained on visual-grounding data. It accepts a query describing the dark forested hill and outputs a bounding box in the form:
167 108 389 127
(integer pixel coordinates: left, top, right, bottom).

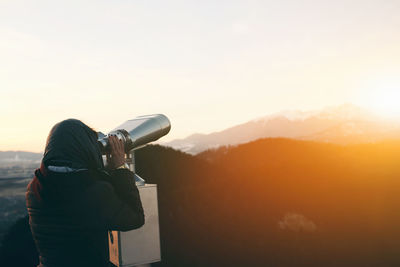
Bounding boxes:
195 138 400 266
2 139 400 266
136 140 400 266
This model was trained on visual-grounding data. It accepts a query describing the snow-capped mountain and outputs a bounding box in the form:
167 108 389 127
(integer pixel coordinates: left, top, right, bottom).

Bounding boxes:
164 104 400 154
254 104 381 122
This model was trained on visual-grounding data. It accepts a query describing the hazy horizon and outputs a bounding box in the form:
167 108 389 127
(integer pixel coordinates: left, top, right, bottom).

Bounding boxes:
1 103 400 154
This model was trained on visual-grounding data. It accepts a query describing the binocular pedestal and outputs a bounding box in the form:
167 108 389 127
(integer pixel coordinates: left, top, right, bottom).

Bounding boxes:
109 184 161 267
108 150 161 267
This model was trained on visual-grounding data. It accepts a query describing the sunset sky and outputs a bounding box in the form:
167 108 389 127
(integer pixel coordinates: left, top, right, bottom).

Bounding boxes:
1 0 400 152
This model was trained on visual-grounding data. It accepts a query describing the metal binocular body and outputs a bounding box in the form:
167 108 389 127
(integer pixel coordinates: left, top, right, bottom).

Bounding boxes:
97 114 171 154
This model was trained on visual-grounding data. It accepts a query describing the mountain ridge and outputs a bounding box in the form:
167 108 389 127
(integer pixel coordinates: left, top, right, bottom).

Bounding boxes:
164 104 400 154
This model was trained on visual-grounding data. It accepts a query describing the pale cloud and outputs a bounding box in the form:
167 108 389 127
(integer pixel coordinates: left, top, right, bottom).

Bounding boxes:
0 27 46 62
232 21 249 34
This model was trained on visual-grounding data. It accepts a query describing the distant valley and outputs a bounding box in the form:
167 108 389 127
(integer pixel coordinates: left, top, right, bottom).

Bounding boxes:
0 151 41 178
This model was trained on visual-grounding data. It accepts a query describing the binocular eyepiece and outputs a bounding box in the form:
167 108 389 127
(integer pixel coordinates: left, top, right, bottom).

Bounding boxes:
97 114 171 154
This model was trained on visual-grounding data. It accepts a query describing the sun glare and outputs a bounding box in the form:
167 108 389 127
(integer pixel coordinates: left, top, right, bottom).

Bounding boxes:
363 79 400 119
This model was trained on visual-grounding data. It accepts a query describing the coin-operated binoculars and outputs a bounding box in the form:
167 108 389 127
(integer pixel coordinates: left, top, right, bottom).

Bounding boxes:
98 114 171 267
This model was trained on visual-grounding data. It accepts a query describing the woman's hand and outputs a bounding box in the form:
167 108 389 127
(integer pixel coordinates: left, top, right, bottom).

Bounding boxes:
105 135 125 169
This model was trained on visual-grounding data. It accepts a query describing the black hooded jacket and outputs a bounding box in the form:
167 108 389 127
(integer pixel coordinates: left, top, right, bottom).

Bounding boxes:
26 119 144 267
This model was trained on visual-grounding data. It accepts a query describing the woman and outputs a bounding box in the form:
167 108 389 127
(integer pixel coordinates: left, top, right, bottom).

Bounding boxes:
26 119 144 267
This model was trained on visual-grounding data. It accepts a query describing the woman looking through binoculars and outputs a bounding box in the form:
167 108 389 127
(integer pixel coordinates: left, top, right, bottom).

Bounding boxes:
26 119 144 267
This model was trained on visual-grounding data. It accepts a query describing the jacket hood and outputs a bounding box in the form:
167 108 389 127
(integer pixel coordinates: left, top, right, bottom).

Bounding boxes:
42 119 104 171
